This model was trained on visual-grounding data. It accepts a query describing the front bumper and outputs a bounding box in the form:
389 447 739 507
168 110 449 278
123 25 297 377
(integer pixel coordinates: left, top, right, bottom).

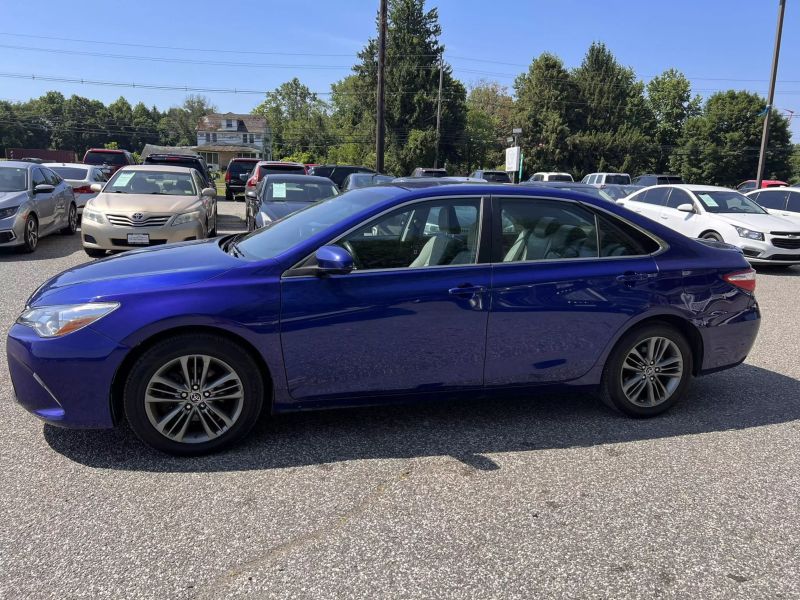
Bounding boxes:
738 237 800 265
0 211 27 247
82 218 205 251
6 323 129 428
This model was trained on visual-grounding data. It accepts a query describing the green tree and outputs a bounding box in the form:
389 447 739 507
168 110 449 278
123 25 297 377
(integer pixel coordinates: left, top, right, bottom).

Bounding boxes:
159 95 216 146
647 69 702 170
464 81 514 171
790 144 800 184
670 90 793 185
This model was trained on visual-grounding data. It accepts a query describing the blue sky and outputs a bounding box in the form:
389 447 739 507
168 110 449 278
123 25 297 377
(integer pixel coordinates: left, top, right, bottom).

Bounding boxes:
1 0 798 139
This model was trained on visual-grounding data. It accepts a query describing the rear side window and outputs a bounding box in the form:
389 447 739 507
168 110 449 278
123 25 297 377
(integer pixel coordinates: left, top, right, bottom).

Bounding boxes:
84 151 127 166
786 192 800 213
754 190 788 210
596 214 660 256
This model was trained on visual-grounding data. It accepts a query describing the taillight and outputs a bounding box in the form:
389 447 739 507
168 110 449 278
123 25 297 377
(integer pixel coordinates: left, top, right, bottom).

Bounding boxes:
225 171 231 183
72 185 93 194
723 268 756 293
247 175 256 187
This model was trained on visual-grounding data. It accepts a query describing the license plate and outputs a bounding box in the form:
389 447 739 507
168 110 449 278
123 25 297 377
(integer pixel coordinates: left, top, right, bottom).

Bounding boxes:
127 233 150 245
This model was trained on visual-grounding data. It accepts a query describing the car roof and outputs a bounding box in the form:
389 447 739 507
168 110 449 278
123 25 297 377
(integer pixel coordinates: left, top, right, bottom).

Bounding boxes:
42 162 95 168
85 148 127 153
0 161 34 169
116 165 196 173
262 174 334 184
257 161 305 167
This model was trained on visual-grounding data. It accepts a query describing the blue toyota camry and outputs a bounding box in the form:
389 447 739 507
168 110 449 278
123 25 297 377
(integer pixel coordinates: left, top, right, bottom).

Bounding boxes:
7 184 760 455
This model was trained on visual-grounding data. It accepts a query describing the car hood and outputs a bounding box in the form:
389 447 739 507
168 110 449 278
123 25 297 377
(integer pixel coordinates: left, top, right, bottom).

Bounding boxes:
28 238 242 307
716 212 800 232
261 201 314 220
89 192 200 214
0 190 29 207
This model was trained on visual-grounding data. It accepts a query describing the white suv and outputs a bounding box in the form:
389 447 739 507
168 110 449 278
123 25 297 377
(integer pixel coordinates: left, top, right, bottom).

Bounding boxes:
581 172 631 185
618 184 800 265
529 172 573 182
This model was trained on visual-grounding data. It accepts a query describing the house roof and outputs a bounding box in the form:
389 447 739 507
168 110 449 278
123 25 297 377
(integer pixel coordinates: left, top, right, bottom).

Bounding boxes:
197 112 267 133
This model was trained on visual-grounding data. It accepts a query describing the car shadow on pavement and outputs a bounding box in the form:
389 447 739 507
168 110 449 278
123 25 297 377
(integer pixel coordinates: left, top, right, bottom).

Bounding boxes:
755 265 800 276
44 363 800 473
0 232 86 263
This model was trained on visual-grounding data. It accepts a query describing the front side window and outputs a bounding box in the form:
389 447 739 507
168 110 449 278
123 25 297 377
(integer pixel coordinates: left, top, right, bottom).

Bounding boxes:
336 198 481 270
31 168 47 188
666 188 693 209
42 168 61 186
694 190 766 214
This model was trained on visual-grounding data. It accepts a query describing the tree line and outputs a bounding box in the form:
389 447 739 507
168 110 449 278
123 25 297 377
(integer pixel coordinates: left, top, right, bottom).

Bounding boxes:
1 0 798 185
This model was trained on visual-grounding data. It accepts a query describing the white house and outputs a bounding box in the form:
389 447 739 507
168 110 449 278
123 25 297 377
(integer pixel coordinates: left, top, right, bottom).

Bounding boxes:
194 113 271 168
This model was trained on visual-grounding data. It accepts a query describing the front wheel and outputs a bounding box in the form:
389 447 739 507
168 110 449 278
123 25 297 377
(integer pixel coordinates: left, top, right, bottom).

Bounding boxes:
600 324 693 417
123 334 265 455
18 215 38 253
701 231 723 242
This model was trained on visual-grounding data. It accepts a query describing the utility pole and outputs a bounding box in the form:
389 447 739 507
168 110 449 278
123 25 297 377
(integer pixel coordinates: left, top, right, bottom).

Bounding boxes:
433 52 444 168
756 0 786 189
375 0 387 173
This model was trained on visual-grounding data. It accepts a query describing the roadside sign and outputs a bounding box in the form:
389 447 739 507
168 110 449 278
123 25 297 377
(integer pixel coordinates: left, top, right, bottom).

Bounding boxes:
505 146 520 172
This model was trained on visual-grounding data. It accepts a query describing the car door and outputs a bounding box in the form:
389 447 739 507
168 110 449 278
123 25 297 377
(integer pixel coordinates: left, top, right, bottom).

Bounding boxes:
620 187 668 222
279 196 491 402
30 167 58 232
755 189 791 218
43 167 69 229
485 195 662 385
658 188 703 237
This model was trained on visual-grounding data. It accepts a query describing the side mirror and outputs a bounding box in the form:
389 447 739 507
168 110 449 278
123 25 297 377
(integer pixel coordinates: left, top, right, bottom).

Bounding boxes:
677 203 695 213
245 190 257 199
616 199 626 206
315 245 354 275
90 183 103 193
33 184 55 194
201 187 216 198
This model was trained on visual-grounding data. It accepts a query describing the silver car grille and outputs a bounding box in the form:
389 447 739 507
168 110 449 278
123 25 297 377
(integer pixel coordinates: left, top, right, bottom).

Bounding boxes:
106 214 171 228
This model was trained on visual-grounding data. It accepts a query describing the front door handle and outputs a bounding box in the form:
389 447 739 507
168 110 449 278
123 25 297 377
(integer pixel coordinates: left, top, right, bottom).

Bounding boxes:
448 284 487 296
660 215 669 220
616 271 655 283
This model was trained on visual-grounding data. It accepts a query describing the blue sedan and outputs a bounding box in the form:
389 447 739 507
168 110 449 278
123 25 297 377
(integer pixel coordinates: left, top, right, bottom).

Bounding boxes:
7 184 760 455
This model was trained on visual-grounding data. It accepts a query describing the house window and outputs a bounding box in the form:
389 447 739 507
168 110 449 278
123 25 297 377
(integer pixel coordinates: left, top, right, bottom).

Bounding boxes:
226 119 233 129
205 133 210 143
249 134 254 144
212 133 217 142
243 134 248 143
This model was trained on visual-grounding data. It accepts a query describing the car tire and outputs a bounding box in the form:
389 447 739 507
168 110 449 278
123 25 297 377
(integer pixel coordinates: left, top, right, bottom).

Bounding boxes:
123 334 265 456
225 188 233 201
84 247 106 258
599 323 693 418
60 203 78 235
701 231 723 242
18 214 38 253
208 213 217 237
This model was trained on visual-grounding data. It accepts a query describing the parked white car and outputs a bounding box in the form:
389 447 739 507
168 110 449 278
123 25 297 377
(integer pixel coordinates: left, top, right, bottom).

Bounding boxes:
43 162 108 214
581 172 631 185
618 184 800 265
529 172 573 182
745 187 800 223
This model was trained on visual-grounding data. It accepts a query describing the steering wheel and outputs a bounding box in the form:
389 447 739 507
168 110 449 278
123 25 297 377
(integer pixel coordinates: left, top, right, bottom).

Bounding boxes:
341 240 363 269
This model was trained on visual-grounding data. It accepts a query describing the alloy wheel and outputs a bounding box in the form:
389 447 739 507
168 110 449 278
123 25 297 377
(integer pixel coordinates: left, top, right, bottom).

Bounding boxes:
619 336 683 407
69 205 77 231
26 218 38 250
144 355 245 444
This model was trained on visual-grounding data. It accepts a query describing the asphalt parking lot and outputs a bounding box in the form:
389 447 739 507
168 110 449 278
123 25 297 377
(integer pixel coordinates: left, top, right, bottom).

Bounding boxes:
1 202 799 599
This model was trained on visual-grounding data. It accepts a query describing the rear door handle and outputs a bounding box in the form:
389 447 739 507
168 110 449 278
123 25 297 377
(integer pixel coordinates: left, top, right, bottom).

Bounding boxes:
659 215 669 220
448 284 487 296
616 272 655 283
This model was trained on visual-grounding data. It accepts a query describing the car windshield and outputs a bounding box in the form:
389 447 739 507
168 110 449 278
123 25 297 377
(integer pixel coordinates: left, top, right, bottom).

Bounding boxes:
49 166 88 180
236 187 398 260
104 171 197 196
84 151 127 166
694 190 766 214
0 167 27 192
263 181 339 203
605 174 630 184
482 172 511 183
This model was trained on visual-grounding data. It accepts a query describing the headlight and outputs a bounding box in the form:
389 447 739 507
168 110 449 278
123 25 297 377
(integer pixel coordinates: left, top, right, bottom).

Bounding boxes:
734 226 764 241
82 207 105 224
172 211 201 226
17 302 120 338
0 206 19 219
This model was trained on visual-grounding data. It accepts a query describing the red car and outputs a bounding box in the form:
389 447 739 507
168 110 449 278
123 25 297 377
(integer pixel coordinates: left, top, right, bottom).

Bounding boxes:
245 161 307 193
736 179 788 193
82 148 136 176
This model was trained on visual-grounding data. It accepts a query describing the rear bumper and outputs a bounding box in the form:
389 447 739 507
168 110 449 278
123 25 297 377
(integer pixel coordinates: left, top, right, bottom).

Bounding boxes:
6 323 128 428
698 303 761 374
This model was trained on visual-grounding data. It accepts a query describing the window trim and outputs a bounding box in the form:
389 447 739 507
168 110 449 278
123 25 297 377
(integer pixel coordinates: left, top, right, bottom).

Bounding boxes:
489 194 667 266
282 194 491 278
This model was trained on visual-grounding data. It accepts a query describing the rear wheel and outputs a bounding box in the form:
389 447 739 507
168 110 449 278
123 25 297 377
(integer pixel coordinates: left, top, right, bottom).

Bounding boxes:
225 188 233 201
123 334 264 455
600 324 693 417
60 203 78 235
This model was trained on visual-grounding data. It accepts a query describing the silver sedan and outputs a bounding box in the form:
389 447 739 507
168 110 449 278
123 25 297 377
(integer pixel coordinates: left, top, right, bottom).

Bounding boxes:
0 161 78 253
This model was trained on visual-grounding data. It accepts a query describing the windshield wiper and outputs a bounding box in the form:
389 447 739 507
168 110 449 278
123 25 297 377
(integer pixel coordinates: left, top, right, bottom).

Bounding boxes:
224 232 248 257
